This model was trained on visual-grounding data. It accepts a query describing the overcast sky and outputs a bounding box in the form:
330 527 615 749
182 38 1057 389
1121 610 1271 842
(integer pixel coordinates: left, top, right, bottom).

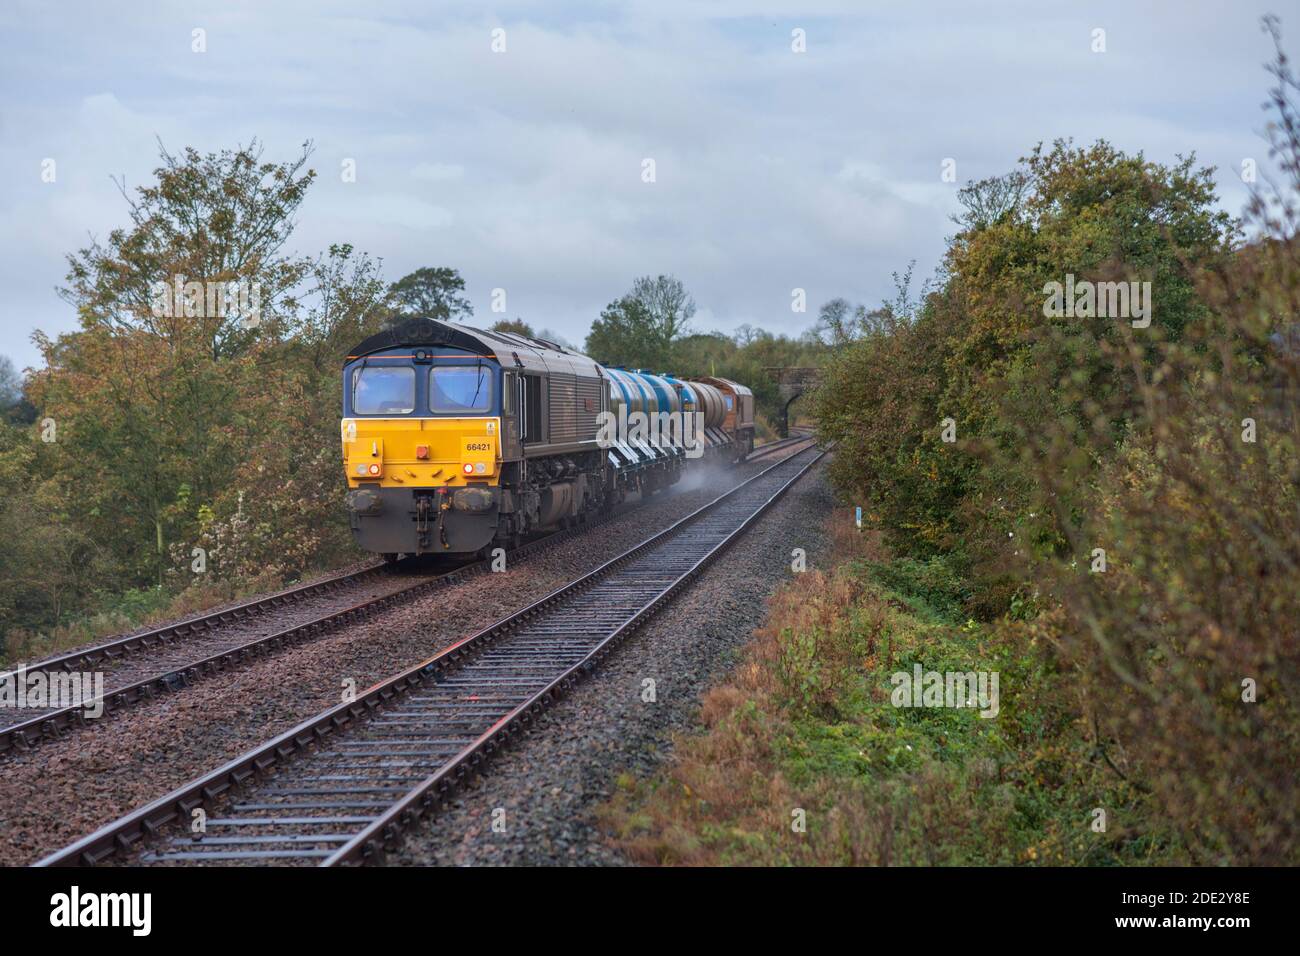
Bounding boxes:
0 0 1289 371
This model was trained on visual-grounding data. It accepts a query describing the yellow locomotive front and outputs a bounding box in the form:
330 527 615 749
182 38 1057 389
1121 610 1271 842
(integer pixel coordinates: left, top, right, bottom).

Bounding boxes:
342 319 504 557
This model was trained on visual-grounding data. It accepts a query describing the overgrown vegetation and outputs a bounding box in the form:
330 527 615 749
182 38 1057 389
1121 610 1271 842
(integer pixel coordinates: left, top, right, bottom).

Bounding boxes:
0 142 394 664
608 20 1299 865
602 512 1175 864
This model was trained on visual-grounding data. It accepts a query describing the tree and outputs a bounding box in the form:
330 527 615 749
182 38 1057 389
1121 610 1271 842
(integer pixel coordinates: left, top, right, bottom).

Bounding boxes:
815 137 1238 574
0 356 19 404
3 137 398 644
60 138 315 360
670 331 738 376
40 140 335 587
631 274 695 344
951 170 1030 231
813 298 860 346
585 274 695 367
490 318 535 337
0 357 23 422
387 267 472 320
584 295 661 368
289 244 389 372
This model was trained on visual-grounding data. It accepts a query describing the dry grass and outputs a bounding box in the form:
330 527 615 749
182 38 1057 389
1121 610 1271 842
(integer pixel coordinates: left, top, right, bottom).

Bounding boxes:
2 570 282 667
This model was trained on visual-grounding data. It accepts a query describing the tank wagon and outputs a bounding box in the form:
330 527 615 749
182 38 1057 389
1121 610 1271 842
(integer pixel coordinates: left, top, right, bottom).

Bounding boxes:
341 317 755 558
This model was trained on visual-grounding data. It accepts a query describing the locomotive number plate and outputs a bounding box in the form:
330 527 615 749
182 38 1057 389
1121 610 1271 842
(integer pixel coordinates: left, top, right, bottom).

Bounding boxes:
463 440 493 454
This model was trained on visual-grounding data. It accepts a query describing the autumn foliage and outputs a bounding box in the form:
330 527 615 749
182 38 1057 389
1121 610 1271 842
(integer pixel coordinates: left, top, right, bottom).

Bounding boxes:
0 142 392 660
807 25 1300 862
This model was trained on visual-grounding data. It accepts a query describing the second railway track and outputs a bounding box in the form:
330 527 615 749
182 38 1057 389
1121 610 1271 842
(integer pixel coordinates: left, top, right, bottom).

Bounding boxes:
746 429 812 461
1 440 814 755
0 510 645 755
38 443 823 867
0 561 401 750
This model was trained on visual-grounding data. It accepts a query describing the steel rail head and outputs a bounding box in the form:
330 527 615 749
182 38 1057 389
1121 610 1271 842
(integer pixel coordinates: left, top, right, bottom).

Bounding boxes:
0 564 397 686
321 448 825 866
34 443 821 867
3 492 675 758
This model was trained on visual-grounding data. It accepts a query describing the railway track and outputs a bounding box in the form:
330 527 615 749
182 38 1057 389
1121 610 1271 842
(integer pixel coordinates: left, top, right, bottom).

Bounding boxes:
747 429 812 461
0 563 412 754
0 519 630 756
37 443 823 867
1 439 811 756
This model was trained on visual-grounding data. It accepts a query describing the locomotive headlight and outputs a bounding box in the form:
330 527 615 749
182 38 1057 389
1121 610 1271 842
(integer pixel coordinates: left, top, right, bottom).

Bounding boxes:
475 462 486 474
462 463 474 475
367 463 381 476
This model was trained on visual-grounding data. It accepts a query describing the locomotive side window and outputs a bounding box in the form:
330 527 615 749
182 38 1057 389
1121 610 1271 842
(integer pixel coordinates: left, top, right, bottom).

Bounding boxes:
353 366 415 415
429 366 492 413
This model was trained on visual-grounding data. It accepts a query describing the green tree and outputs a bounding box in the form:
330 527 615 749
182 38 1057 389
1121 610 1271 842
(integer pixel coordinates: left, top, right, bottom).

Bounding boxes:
816 139 1236 581
387 266 472 320
40 141 330 587
585 274 695 368
289 244 389 372
490 318 536 337
61 138 315 360
950 170 1030 232
0 356 35 425
585 295 660 368
630 274 695 344
2 139 398 645
0 356 20 407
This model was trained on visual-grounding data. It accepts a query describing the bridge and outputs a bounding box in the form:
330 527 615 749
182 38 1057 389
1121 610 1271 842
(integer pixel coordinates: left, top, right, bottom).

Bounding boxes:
763 366 822 437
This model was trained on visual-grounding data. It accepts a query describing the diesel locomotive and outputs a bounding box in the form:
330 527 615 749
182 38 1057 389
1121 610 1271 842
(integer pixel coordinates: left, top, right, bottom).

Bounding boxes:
341 317 755 558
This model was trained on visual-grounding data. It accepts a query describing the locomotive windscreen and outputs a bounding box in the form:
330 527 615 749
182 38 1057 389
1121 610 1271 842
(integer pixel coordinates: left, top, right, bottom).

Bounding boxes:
353 366 416 415
430 366 492 413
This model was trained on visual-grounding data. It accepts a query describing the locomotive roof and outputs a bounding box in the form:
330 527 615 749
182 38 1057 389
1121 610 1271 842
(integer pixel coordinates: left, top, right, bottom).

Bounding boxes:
347 317 495 360
346 317 602 377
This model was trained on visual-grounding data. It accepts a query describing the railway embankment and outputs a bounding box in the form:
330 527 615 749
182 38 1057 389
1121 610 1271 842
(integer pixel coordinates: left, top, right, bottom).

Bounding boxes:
600 509 1173 866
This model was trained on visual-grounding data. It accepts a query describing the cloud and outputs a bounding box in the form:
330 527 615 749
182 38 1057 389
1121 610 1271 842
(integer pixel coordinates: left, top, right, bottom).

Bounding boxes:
411 162 465 182
0 0 1288 368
